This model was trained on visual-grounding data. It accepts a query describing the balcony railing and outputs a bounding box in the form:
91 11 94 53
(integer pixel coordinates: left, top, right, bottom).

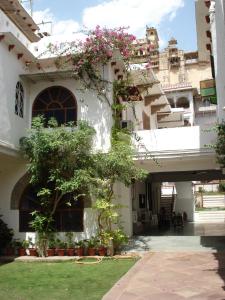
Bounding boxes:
134 125 216 155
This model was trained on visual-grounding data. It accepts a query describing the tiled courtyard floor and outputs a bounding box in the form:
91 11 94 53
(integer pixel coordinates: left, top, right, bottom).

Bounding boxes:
103 251 225 299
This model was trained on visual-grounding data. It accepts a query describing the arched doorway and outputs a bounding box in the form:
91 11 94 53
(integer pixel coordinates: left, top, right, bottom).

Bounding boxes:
19 184 84 232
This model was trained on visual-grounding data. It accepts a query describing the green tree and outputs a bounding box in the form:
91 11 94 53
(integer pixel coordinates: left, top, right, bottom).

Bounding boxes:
20 117 96 239
215 122 225 168
93 128 147 253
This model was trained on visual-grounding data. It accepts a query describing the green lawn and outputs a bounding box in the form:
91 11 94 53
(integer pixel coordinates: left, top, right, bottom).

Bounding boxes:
0 259 136 300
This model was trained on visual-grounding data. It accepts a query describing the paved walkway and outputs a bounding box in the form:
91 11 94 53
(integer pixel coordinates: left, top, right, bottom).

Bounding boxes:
124 235 225 252
103 251 225 300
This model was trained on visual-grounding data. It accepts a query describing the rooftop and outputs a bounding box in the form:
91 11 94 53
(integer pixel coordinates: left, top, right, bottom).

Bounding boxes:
0 0 40 42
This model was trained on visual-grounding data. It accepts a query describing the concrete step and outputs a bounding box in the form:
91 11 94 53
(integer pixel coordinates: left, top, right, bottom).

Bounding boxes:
195 211 225 223
203 196 225 208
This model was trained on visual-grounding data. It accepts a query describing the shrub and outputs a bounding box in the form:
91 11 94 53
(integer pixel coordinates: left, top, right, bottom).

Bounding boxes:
0 215 13 253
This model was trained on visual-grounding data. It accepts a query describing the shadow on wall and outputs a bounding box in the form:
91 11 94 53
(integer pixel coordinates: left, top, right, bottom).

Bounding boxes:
201 236 225 291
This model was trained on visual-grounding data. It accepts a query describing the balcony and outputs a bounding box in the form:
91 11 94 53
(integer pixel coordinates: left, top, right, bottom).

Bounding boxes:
133 126 217 172
134 125 216 157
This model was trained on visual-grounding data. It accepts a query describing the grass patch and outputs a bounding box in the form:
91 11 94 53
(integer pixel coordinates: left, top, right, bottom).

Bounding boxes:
0 259 136 300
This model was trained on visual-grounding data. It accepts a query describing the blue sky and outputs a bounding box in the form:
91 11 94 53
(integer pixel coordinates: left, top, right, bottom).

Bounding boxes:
28 0 197 52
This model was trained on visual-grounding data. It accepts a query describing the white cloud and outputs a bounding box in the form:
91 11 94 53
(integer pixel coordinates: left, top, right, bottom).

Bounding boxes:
30 9 82 56
29 0 185 55
82 0 185 37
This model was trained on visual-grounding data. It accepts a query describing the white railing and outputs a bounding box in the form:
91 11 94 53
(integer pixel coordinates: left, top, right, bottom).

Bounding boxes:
134 125 217 154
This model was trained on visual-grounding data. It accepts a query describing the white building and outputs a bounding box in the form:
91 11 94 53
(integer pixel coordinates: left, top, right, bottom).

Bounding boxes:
209 0 225 121
0 0 223 241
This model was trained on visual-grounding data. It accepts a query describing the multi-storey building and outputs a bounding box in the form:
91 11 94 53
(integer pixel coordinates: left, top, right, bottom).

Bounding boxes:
132 25 216 128
0 0 223 240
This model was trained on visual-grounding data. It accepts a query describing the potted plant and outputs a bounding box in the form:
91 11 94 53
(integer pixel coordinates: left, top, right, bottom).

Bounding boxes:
97 241 107 256
87 237 97 256
111 229 128 255
18 239 29 256
47 235 56 256
75 240 84 256
65 232 74 256
28 237 37 256
55 239 66 256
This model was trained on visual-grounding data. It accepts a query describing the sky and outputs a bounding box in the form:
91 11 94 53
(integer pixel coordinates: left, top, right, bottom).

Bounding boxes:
24 0 197 52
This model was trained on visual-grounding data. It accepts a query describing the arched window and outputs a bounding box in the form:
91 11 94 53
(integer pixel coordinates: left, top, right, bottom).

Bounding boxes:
15 81 24 118
19 185 84 232
176 97 190 109
32 86 77 126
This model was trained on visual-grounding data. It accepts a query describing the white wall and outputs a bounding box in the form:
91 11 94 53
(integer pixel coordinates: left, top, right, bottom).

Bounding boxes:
0 10 31 49
114 182 133 237
134 125 216 154
0 41 29 149
0 155 27 239
211 0 225 121
175 181 194 221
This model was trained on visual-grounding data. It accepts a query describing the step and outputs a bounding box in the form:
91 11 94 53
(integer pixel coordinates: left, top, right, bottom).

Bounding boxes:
195 211 225 223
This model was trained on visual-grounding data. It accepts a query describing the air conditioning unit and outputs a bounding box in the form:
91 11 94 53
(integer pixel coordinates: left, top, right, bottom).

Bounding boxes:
120 120 133 130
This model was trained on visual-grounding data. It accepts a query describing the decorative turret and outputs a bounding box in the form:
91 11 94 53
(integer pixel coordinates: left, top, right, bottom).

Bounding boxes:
146 26 159 50
168 37 178 48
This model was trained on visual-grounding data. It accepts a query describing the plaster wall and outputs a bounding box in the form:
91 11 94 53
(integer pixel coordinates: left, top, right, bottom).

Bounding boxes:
114 182 133 237
212 0 225 121
135 125 216 154
154 64 211 91
175 181 194 221
0 10 31 49
195 0 211 62
0 41 29 149
0 156 27 239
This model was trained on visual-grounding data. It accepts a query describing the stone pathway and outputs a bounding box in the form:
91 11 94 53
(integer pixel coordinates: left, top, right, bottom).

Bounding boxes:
103 251 225 300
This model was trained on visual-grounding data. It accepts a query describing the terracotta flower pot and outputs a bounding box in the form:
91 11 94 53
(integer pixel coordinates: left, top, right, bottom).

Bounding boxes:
57 249 65 256
67 248 75 256
47 249 55 256
29 248 38 256
88 248 96 256
75 247 84 256
18 248 26 256
98 247 107 256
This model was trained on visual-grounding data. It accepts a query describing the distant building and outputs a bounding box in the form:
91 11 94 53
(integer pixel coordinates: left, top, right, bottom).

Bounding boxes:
208 0 225 121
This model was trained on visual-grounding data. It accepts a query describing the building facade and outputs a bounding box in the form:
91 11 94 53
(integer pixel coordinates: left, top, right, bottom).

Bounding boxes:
0 0 224 241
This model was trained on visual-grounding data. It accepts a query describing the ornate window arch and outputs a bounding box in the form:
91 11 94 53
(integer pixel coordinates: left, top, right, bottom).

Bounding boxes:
32 86 77 125
15 81 24 118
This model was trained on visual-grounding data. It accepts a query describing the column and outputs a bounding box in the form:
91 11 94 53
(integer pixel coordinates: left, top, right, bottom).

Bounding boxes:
174 181 194 222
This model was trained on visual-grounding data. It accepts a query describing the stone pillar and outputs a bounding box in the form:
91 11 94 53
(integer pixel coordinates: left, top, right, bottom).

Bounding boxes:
114 182 133 237
188 93 195 125
174 181 194 222
174 95 178 108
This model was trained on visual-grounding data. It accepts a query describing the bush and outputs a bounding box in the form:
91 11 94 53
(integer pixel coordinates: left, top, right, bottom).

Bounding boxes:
0 215 13 253
219 182 225 192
